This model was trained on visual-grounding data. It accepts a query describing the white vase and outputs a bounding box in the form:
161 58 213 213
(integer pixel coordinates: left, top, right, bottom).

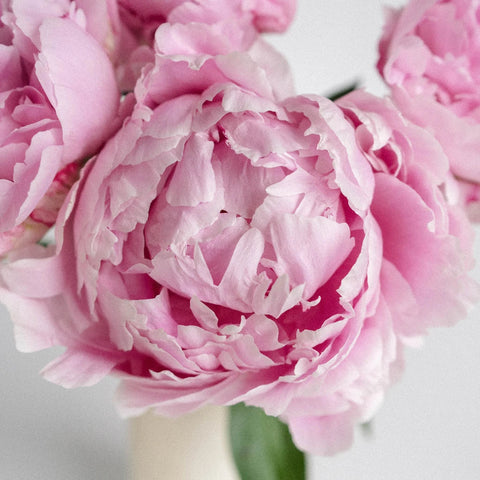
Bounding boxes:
129 405 241 480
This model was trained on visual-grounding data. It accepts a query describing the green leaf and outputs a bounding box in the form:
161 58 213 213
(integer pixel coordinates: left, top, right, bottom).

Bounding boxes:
327 80 360 101
360 419 374 438
229 403 306 480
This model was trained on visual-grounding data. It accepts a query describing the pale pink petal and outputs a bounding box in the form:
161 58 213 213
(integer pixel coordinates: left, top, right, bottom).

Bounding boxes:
166 134 216 206
270 214 354 299
36 17 118 162
1 250 66 298
41 348 119 388
0 287 62 352
288 413 356 456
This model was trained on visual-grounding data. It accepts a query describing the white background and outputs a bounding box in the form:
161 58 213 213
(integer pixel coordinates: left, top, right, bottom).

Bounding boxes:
2 1 480 478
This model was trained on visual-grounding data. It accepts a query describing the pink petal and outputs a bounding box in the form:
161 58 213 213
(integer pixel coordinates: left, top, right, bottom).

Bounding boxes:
270 214 354 300
36 17 118 162
41 347 118 388
288 412 356 456
166 134 216 206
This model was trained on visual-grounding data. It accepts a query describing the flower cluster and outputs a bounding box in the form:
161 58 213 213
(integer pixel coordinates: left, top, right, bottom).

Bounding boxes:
0 0 478 456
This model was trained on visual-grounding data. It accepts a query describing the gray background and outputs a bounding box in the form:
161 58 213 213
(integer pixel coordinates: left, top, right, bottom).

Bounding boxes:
2 1 480 478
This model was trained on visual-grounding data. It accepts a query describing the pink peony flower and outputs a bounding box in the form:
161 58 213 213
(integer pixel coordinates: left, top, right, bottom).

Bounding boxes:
115 0 298 90
0 1 119 254
119 0 297 35
377 0 480 213
1 44 477 456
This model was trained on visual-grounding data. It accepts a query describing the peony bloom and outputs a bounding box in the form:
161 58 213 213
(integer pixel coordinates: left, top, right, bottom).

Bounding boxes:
116 0 298 90
119 0 297 35
1 36 477 456
377 0 480 216
0 1 119 254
